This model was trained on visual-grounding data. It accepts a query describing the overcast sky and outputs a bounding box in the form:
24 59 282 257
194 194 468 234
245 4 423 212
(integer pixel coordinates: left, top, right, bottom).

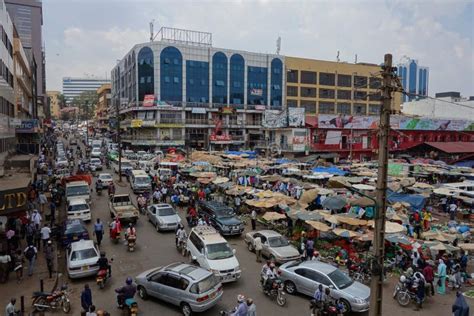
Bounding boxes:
44 0 473 97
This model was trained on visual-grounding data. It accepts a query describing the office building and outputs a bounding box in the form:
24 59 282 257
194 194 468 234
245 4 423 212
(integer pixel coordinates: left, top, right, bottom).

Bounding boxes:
13 26 33 119
397 58 429 102
5 0 44 118
62 77 110 104
95 83 111 132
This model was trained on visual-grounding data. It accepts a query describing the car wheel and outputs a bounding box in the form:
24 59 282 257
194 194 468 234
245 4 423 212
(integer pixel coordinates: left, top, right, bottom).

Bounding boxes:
339 299 351 313
247 242 254 252
138 286 148 300
181 302 192 316
284 281 297 295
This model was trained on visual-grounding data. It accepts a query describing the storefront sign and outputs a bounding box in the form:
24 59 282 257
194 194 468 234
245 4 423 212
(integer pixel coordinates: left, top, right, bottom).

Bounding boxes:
16 119 39 133
292 128 307 152
131 119 143 128
143 95 155 107
288 108 305 127
255 105 266 111
210 134 232 142
220 107 235 114
0 188 28 215
10 118 22 128
191 108 207 114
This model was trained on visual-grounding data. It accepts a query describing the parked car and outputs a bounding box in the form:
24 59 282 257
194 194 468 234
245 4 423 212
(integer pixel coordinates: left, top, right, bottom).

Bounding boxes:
278 260 370 313
146 203 181 232
244 230 301 264
60 219 90 247
89 158 103 171
98 173 113 187
67 239 100 279
198 201 244 236
135 262 223 315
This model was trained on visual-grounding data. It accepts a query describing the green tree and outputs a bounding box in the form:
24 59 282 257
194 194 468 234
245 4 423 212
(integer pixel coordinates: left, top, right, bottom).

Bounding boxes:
71 90 98 120
57 93 67 109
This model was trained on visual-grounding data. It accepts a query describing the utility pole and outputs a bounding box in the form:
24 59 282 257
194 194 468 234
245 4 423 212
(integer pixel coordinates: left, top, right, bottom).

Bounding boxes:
116 98 122 183
369 54 398 316
85 100 89 146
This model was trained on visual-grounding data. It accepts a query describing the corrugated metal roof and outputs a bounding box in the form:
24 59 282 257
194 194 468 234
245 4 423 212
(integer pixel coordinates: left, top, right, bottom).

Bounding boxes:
425 142 474 153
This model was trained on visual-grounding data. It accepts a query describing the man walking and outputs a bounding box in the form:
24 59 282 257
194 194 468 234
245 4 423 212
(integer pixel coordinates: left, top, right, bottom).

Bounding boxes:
81 284 93 313
38 192 48 213
422 261 435 296
254 235 263 263
251 209 257 231
44 240 54 279
40 223 51 247
94 218 104 247
24 243 37 276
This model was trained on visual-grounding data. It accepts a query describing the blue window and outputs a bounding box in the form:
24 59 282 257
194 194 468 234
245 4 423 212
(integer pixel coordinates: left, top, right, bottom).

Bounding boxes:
247 66 268 105
408 60 417 100
137 46 154 102
160 46 183 102
186 60 209 103
212 52 228 104
270 58 283 107
230 54 244 105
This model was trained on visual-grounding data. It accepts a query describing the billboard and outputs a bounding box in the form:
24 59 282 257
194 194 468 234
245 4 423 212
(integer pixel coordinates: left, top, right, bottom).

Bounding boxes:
143 95 155 107
292 128 307 152
318 115 378 129
398 117 474 131
263 110 287 128
288 108 305 127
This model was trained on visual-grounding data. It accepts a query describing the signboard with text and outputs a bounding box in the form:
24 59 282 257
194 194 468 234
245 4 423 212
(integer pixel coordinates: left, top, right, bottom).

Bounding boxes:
143 95 155 107
0 187 29 215
16 119 39 133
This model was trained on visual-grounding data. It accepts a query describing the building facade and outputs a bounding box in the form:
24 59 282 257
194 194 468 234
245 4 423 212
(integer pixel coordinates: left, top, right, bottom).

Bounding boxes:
111 29 284 150
62 77 110 104
0 0 16 159
397 58 429 102
401 92 474 120
13 27 32 119
95 83 111 132
46 90 60 119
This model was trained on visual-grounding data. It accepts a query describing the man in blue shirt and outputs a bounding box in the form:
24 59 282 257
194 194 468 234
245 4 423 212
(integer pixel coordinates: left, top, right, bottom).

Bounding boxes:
94 218 104 246
231 295 248 316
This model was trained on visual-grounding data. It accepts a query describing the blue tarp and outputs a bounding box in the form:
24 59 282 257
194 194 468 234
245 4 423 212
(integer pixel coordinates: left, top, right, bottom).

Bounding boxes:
224 151 257 159
387 191 426 211
275 158 296 164
311 166 347 176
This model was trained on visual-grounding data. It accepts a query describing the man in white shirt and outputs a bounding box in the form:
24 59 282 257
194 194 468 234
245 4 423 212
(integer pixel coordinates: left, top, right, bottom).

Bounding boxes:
38 192 48 213
5 298 17 316
449 202 457 220
251 210 257 230
31 210 42 228
254 236 263 262
40 223 51 247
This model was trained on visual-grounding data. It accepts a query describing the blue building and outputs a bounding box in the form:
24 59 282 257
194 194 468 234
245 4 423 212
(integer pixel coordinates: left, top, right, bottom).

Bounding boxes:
397 59 429 102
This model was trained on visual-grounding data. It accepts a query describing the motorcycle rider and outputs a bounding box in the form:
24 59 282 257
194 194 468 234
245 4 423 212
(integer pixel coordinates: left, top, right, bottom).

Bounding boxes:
115 277 136 308
262 262 277 294
97 251 111 277
230 294 248 316
109 218 121 240
95 179 103 193
137 194 146 212
176 224 187 249
413 271 426 311
125 223 137 241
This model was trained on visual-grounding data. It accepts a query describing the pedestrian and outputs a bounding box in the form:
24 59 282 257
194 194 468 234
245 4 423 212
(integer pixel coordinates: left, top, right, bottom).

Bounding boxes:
24 243 37 276
31 209 42 228
251 209 257 231
437 258 447 295
13 249 23 283
86 305 97 316
25 222 35 245
44 240 54 278
40 223 51 247
422 210 432 231
0 251 11 283
306 238 314 260
460 251 468 273
49 200 56 224
246 298 257 316
81 284 93 312
254 235 263 263
449 202 458 221
38 191 48 213
234 196 241 214
94 218 104 247
5 298 17 316
422 260 435 296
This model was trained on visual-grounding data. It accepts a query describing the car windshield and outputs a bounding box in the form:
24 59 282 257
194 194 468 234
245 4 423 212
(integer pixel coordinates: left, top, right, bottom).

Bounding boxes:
206 242 234 260
135 177 150 184
190 274 220 294
65 224 86 234
122 162 132 168
215 208 235 218
70 248 97 261
69 204 88 212
327 269 353 289
100 175 112 181
158 207 175 216
268 236 290 247
91 159 100 164
67 185 89 196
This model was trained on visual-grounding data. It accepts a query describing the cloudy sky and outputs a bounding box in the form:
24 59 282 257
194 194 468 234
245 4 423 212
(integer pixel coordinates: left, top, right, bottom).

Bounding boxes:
44 0 473 97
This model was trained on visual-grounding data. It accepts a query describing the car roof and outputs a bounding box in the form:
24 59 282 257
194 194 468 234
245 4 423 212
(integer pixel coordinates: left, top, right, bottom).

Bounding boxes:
191 226 226 244
70 239 95 251
68 198 87 205
99 173 112 177
200 200 232 211
152 203 173 209
66 181 88 186
165 263 211 281
255 230 281 237
296 261 338 274
65 219 86 227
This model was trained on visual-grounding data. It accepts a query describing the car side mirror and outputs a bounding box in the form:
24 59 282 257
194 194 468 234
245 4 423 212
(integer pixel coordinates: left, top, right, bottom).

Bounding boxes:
192 256 197 261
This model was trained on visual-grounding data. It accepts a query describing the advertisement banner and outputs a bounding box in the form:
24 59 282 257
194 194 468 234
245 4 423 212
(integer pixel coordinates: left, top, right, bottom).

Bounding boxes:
131 119 143 128
220 107 235 115
143 95 155 107
263 110 287 128
210 134 232 142
398 117 474 131
16 119 39 133
292 129 307 152
318 115 378 129
288 107 305 127
250 88 263 96
0 187 29 215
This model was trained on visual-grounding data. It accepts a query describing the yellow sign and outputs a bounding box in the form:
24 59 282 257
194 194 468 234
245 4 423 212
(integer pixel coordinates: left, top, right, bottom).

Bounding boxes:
131 119 143 128
0 190 28 214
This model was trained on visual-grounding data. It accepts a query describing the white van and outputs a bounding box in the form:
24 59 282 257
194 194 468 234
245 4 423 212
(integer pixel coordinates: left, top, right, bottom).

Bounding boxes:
186 226 241 283
130 170 152 193
65 181 91 204
67 198 91 222
113 159 134 176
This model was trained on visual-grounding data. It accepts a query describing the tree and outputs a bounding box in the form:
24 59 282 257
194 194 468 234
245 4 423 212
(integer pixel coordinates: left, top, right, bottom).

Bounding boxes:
71 91 98 121
57 93 67 109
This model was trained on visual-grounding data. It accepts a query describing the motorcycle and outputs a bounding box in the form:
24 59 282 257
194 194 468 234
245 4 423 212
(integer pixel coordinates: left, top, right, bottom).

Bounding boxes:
177 239 187 256
127 235 137 252
96 186 103 196
96 268 110 289
116 293 138 316
260 277 286 306
393 276 425 307
138 203 147 215
110 229 120 244
32 284 71 313
310 299 345 316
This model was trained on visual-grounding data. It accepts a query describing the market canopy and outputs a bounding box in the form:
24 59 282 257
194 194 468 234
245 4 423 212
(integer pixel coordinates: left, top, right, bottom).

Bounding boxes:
349 196 375 207
312 166 347 176
322 196 347 210
387 191 426 211
288 209 324 221
336 215 367 226
423 231 456 242
332 228 360 238
212 177 229 184
352 184 376 191
412 182 434 189
306 220 331 232
299 188 320 204
262 212 286 221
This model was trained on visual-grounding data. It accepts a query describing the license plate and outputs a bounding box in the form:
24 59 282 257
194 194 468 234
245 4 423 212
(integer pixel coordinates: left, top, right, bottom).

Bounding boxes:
82 266 89 271
210 291 217 298
223 274 233 280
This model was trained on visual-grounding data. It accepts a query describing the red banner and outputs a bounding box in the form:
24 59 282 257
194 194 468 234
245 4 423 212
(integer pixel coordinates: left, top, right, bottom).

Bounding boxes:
209 134 232 141
143 95 155 107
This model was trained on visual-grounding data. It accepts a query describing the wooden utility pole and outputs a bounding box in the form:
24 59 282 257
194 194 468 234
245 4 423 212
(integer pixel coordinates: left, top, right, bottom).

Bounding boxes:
369 54 397 316
116 99 122 183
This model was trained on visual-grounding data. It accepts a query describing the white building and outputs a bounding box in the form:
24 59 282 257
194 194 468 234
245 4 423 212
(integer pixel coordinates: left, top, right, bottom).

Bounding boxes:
62 77 110 104
401 92 474 120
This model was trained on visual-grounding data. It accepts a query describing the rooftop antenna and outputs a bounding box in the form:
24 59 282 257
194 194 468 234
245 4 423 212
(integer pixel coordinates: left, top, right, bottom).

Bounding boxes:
276 36 281 55
336 51 340 62
149 19 155 42
355 54 358 64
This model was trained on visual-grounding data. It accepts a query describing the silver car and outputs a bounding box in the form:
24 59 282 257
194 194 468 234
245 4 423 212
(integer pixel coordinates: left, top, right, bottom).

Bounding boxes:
278 260 370 313
147 204 181 231
244 230 301 264
135 263 223 315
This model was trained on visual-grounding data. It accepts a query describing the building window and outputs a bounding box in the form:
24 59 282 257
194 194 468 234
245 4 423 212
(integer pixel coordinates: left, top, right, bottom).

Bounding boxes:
137 46 154 102
301 100 316 114
337 74 351 87
319 102 335 114
354 103 367 115
337 103 351 114
337 90 351 100
160 46 183 102
186 60 209 103
287 99 298 107
230 54 244 105
301 71 317 84
319 73 335 86
247 66 267 105
300 87 316 98
368 104 380 115
354 91 367 100
287 86 298 97
319 89 335 99
287 70 298 83
212 52 227 104
369 77 382 89
369 93 381 101
270 58 283 107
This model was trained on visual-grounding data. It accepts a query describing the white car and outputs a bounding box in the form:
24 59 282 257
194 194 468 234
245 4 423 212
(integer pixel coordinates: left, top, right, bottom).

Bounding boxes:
67 239 100 279
67 198 91 222
91 149 102 158
55 158 68 168
89 158 102 171
98 173 113 187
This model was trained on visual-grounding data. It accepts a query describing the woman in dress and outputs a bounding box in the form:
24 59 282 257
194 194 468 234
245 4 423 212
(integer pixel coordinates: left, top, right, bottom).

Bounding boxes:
437 258 447 295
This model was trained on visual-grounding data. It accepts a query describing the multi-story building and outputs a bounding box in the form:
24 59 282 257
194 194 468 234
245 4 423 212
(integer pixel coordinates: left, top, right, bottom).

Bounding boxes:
95 83 111 132
0 0 16 159
397 58 429 102
62 77 110 104
5 0 44 118
112 28 283 150
46 90 60 119
12 26 32 119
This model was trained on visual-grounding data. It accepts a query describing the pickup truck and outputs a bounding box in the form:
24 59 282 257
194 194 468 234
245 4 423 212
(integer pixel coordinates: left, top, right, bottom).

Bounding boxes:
109 194 139 224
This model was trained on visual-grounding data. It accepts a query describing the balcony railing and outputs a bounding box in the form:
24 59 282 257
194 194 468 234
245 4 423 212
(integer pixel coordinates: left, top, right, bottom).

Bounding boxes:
159 118 183 124
185 119 208 125
247 120 262 126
